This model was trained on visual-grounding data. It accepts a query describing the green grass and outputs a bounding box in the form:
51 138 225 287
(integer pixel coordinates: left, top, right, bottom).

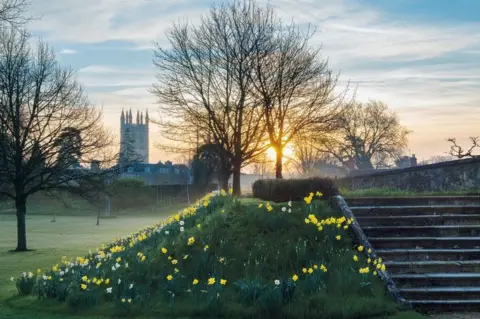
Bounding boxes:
340 187 480 198
0 199 186 319
0 193 429 319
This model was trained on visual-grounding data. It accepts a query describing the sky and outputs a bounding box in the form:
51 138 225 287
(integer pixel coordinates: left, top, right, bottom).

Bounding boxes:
25 0 480 164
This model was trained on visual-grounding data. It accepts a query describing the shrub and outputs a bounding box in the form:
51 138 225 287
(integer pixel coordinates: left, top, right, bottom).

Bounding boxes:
252 178 339 203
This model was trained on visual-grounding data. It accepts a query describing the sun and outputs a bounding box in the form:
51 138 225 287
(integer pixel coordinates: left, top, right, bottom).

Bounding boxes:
266 144 294 161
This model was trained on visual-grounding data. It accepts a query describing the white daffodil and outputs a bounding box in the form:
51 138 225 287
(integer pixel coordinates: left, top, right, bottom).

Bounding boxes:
165 230 170 235
118 278 121 284
125 262 129 268
288 201 292 207
59 271 64 276
129 283 134 289
288 208 292 213
179 221 185 226
106 287 113 293
10 277 14 282
274 279 280 286
281 207 286 212
180 227 184 232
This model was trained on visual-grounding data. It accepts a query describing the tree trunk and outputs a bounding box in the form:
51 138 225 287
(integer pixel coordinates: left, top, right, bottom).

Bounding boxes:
220 174 229 192
232 160 242 196
15 196 28 251
275 146 283 179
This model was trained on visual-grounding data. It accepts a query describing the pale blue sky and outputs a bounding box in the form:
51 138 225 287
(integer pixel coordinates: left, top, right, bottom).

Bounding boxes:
26 0 480 162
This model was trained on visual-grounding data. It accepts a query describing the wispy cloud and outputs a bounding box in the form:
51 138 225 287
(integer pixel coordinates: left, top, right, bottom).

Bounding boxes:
58 48 77 54
26 0 480 160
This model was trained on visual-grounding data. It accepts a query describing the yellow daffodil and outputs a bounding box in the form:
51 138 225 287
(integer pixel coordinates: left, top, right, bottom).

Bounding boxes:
292 274 298 282
166 274 173 281
208 277 216 285
193 279 199 285
220 279 227 285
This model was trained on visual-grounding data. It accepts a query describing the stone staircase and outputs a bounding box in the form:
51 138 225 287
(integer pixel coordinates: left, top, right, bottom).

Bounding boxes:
346 196 480 312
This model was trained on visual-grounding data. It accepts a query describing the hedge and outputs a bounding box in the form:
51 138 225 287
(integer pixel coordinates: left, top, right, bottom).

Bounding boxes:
252 178 340 203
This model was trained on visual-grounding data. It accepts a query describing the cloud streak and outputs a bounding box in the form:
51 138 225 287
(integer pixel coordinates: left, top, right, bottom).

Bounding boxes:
27 0 480 160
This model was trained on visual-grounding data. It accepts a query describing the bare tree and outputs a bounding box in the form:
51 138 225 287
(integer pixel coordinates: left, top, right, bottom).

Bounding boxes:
418 155 457 165
251 20 348 179
291 132 336 176
152 0 275 195
0 0 34 31
447 136 480 159
0 29 114 251
317 100 410 170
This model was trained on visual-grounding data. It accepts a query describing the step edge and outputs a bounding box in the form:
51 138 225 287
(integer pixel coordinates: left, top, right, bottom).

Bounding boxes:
376 249 480 253
385 260 480 265
392 273 480 278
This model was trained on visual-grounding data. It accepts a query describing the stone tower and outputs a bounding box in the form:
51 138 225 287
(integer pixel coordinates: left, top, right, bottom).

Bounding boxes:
120 109 149 164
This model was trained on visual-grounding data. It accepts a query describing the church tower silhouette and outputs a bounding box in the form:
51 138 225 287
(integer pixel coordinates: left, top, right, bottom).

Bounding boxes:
119 109 149 164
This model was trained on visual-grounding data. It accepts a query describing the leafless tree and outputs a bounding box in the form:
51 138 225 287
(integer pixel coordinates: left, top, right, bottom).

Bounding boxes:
251 20 348 179
0 29 114 251
0 0 36 32
447 136 480 159
291 132 336 176
317 100 410 170
152 0 275 195
418 155 457 165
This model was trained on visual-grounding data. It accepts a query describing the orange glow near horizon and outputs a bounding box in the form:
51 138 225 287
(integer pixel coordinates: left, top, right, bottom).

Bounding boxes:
266 144 294 161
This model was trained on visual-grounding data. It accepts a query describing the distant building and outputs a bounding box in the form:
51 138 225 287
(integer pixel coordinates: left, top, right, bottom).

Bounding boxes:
116 161 192 186
396 154 417 169
120 109 149 164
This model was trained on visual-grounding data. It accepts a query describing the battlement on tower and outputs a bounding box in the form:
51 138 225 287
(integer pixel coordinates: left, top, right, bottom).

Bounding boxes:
119 109 149 164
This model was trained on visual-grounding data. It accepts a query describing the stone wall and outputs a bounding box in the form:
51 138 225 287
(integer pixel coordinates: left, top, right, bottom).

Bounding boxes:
335 157 480 191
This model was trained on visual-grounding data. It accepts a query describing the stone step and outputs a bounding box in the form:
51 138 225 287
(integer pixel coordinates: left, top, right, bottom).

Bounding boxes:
384 260 480 274
350 205 480 217
362 225 480 237
356 214 480 227
376 248 480 262
370 237 480 250
409 299 480 311
345 196 480 207
399 287 480 301
392 273 480 288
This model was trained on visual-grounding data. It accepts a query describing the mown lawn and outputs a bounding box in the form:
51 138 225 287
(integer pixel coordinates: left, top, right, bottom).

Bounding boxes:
341 187 480 197
0 202 185 319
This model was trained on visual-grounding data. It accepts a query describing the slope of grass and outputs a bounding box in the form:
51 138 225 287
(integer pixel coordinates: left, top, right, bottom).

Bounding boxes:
0 204 186 319
341 187 480 198
2 191 428 319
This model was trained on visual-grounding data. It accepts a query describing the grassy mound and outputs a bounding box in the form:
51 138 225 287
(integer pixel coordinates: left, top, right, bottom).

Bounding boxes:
11 190 399 318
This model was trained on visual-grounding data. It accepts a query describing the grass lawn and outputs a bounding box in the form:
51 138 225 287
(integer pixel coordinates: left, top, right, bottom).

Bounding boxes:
341 187 480 198
0 200 185 319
